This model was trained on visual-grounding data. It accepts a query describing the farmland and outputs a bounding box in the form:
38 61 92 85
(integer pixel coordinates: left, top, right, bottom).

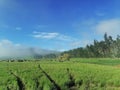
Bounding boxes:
1 58 120 90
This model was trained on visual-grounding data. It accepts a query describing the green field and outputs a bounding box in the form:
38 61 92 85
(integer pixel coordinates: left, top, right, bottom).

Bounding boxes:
1 58 120 90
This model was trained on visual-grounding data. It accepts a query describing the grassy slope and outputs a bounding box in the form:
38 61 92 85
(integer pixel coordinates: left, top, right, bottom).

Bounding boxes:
0 59 120 90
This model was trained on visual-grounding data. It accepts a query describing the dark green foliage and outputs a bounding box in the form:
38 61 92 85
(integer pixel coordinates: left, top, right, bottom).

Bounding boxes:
33 75 43 90
63 33 120 58
65 68 76 89
38 65 62 90
10 71 25 90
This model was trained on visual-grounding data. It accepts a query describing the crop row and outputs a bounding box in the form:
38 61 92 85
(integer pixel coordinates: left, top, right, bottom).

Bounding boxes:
0 60 120 90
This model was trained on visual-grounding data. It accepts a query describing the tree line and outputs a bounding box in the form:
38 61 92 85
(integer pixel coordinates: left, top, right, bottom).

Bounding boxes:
63 33 120 58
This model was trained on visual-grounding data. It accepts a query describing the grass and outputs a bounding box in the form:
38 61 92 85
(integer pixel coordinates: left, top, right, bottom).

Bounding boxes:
0 58 120 90
71 58 120 66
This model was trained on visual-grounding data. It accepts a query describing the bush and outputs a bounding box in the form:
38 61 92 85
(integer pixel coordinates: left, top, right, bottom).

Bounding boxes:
57 54 70 62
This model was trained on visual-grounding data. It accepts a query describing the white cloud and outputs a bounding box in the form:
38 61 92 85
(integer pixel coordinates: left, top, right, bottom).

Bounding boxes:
32 32 59 39
74 18 120 37
0 39 30 57
32 31 75 41
0 39 56 58
96 19 120 36
57 34 75 41
31 31 95 50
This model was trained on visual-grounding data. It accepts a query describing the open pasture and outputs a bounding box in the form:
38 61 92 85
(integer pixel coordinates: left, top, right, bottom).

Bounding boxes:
0 58 120 90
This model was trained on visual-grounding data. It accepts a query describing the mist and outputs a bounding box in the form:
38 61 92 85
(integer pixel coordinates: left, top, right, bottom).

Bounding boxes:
0 39 57 59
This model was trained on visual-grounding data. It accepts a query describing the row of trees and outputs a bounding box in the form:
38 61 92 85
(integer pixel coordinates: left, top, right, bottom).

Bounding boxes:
33 53 58 59
63 33 120 58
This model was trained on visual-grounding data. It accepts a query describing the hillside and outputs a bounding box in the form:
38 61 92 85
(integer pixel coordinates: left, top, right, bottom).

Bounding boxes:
63 33 120 58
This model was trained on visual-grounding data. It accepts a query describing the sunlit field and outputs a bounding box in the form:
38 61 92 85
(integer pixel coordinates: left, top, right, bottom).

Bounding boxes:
1 58 120 90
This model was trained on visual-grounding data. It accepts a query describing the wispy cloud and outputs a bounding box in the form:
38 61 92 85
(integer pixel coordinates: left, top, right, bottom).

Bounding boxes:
32 32 59 39
32 31 76 41
96 18 120 36
31 31 94 50
74 18 120 38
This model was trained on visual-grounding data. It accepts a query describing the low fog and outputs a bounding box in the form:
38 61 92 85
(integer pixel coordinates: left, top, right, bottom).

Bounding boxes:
0 39 56 59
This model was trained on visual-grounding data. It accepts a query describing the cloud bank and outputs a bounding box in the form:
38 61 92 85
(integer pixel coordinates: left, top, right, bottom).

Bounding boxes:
0 39 56 58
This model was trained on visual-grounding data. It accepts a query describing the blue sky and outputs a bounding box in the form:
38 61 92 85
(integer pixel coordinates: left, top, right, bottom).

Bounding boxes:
0 0 120 51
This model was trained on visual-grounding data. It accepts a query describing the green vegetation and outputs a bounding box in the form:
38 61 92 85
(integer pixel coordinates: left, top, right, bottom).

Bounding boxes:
71 58 120 66
63 33 120 58
1 58 120 90
57 53 71 62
